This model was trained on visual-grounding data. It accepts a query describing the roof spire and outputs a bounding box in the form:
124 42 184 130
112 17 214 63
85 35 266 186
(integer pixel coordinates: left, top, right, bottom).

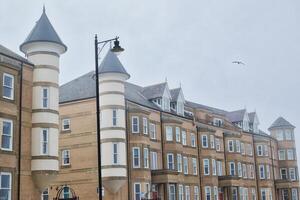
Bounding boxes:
43 4 46 13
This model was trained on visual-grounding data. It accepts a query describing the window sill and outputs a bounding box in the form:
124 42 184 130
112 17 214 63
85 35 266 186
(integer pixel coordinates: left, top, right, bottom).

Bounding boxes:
61 130 71 134
61 164 71 169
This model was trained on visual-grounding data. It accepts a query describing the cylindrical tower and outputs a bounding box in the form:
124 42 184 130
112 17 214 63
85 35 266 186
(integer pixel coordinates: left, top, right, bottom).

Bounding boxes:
98 50 130 193
20 7 67 191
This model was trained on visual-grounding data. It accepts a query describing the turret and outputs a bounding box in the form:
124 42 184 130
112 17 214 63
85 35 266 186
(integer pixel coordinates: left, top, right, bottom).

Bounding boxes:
20 7 67 191
98 51 130 193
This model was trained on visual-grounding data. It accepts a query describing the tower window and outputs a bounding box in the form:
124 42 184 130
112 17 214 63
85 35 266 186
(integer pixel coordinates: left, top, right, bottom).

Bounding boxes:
112 143 119 165
42 88 49 108
41 129 49 155
112 110 117 126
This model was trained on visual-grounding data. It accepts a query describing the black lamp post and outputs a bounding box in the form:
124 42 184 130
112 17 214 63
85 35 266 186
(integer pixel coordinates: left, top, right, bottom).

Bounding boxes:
94 34 124 200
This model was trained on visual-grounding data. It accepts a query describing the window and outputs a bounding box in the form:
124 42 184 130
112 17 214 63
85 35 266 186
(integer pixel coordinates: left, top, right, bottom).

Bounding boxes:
143 117 148 134
238 162 242 177
0 172 11 200
214 186 218 200
2 73 14 100
150 123 156 139
41 129 49 155
182 131 187 145
179 185 184 200
112 109 117 126
217 161 223 176
42 87 49 108
150 151 158 170
185 186 190 200
62 119 70 131
287 149 294 160
62 150 70 166
134 183 141 200
236 140 241 153
210 135 215 148
228 140 234 152
132 116 139 133
282 189 289 200
241 143 245 155
257 145 263 156
1 120 13 151
290 168 296 181
247 144 253 156
259 165 265 179
175 127 180 142
229 162 235 176
166 126 173 141
183 156 188 174
145 183 150 199
264 145 269 156
251 188 256 200
213 118 223 127
132 147 140 168
212 159 217 175
194 186 200 200
191 133 196 147
203 159 210 175
292 188 298 200
63 187 70 198
167 153 174 170
205 186 211 200
143 148 149 168
177 154 182 172
276 131 284 141
232 188 238 200
41 188 49 200
266 165 270 179
261 189 267 200
163 97 170 111
286 130 293 140
216 138 220 151
192 158 197 175
243 164 247 178
280 168 288 179
168 184 176 200
278 150 285 160
249 165 255 179
202 135 208 148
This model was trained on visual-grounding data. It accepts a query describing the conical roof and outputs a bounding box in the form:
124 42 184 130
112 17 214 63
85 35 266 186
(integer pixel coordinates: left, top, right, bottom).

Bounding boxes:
98 50 130 78
268 116 295 130
20 7 67 52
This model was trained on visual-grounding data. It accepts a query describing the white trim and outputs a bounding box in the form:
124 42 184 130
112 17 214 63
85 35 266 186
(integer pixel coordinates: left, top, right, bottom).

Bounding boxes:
61 149 70 166
131 116 139 133
62 118 71 131
0 172 12 200
132 147 140 168
2 73 14 100
1 119 13 151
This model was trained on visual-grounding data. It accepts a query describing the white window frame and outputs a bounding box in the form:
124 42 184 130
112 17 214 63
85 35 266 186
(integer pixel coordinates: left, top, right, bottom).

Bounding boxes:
143 147 149 168
228 140 234 152
278 150 285 160
182 131 187 145
40 128 49 155
292 188 298 200
62 149 70 166
214 186 218 200
150 151 158 170
41 188 49 200
212 159 217 176
287 149 294 160
257 145 263 156
178 184 184 200
217 161 223 176
167 153 174 170
216 138 221 151
132 116 139 133
210 135 215 148
149 123 156 139
229 162 235 176
177 154 182 172
238 162 242 177
112 143 119 165
185 186 190 200
191 133 196 147
41 87 49 108
0 172 12 200
132 147 140 168
280 168 288 180
289 168 296 181
62 118 71 131
175 127 180 142
205 186 211 200
259 165 265 179
166 126 173 141
203 159 210 175
134 183 141 200
1 119 13 151
192 158 197 175
168 184 176 200
236 140 241 153
202 135 208 148
194 186 199 200
183 156 188 174
2 73 14 100
143 117 148 135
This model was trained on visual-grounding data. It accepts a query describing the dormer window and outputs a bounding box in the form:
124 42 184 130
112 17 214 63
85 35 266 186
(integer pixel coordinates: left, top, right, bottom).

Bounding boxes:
152 98 162 107
213 118 223 127
177 102 184 116
162 97 170 111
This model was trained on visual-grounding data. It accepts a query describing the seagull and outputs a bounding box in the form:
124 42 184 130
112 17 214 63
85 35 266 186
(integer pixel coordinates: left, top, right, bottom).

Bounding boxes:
232 61 245 65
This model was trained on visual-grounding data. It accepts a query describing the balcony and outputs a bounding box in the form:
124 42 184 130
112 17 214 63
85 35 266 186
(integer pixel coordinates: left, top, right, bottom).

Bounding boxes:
218 175 243 187
275 179 300 189
151 169 180 184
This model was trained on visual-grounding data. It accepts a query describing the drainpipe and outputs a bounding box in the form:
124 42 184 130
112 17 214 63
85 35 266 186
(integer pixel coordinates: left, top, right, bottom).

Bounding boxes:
17 62 24 200
196 126 202 199
159 112 167 199
125 101 130 200
252 134 260 200
269 139 277 200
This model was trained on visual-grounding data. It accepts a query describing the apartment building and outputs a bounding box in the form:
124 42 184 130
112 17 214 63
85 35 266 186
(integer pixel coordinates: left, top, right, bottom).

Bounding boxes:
0 7 299 200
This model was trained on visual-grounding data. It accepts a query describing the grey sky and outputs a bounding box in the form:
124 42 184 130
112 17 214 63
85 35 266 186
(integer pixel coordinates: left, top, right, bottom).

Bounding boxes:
1 0 299 146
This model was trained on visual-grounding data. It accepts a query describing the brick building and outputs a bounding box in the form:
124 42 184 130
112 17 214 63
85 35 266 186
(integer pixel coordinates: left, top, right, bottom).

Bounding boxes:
0 7 299 200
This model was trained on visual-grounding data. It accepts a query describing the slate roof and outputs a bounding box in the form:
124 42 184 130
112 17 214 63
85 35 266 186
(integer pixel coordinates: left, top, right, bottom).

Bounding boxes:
98 51 130 77
20 7 67 52
185 101 227 116
0 44 30 65
170 88 181 102
141 82 167 100
268 117 295 130
226 109 246 123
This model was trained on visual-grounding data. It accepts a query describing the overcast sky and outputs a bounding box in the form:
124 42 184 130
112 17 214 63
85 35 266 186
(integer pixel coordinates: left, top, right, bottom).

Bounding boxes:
1 0 299 146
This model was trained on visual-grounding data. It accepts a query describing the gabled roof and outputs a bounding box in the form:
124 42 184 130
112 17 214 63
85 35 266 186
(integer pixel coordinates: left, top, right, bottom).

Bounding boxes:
226 109 246 123
268 117 295 130
20 7 67 52
0 44 30 65
98 51 130 78
141 82 167 100
170 88 181 102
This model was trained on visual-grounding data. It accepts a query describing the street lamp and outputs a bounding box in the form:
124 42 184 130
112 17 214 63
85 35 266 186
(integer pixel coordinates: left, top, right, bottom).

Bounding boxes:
94 34 124 200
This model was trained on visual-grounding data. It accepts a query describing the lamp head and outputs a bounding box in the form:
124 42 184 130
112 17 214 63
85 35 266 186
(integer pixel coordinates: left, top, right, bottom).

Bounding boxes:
111 39 124 55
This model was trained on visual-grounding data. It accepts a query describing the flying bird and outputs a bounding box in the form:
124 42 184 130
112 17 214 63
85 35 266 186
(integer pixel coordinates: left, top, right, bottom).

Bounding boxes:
232 61 245 65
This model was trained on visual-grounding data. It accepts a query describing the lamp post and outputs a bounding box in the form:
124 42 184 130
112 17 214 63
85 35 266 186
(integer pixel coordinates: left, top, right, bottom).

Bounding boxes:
94 34 124 200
